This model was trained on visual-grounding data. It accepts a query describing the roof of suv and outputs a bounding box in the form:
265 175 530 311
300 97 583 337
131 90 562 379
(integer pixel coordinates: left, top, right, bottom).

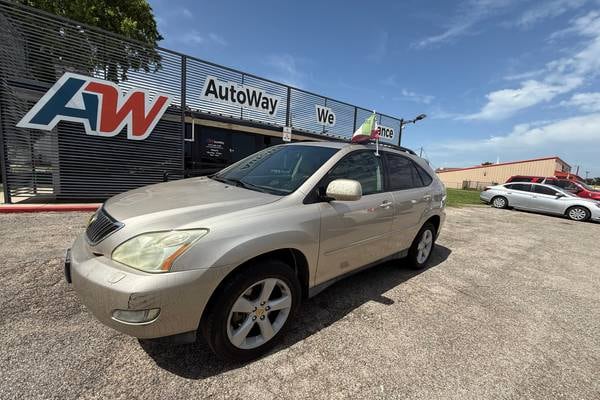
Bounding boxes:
287 141 418 156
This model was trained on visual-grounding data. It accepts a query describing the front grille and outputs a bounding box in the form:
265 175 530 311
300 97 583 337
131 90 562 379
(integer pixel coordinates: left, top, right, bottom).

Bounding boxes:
85 208 123 245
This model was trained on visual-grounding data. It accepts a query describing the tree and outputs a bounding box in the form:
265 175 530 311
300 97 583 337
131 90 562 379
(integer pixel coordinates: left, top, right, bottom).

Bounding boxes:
481 161 493 166
15 0 163 82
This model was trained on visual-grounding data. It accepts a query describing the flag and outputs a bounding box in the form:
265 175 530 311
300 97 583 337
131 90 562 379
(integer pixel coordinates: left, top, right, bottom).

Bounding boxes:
351 112 380 143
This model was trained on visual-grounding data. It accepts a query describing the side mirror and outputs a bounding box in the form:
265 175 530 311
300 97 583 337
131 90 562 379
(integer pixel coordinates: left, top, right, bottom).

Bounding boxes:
555 192 565 198
326 179 362 201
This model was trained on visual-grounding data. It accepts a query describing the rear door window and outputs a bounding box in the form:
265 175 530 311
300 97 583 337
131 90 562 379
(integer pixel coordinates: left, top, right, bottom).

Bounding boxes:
385 153 422 190
534 185 558 195
506 183 532 192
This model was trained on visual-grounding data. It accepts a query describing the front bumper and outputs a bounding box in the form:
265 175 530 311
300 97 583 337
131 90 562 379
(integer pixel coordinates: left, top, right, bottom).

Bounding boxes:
591 207 600 222
66 235 226 339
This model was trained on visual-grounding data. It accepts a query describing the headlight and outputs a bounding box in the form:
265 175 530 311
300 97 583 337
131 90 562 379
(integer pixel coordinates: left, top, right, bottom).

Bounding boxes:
112 229 208 273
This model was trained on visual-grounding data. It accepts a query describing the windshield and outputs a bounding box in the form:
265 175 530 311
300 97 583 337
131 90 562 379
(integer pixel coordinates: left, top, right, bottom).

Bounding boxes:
212 145 338 195
577 181 598 192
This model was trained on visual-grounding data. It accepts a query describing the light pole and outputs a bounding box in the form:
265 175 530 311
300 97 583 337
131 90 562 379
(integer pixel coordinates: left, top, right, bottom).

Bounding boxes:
399 113 426 146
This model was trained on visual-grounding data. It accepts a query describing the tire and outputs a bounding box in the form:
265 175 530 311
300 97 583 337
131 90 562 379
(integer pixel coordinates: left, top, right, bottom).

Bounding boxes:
406 222 436 270
491 196 508 209
566 206 590 222
201 259 301 362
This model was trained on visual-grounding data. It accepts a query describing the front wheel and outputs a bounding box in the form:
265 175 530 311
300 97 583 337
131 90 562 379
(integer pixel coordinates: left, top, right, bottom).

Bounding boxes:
201 259 301 362
406 222 436 270
566 206 590 222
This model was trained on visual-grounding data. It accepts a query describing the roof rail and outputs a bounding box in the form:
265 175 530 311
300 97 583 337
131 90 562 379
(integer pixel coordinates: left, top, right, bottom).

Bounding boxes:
376 142 418 156
344 139 418 156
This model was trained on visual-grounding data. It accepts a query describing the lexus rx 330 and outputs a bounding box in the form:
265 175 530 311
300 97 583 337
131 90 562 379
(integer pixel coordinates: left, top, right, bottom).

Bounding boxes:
66 142 446 361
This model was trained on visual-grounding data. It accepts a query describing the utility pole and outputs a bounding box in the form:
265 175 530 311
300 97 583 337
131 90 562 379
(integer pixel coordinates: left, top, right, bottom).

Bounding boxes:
585 170 590 182
419 147 423 157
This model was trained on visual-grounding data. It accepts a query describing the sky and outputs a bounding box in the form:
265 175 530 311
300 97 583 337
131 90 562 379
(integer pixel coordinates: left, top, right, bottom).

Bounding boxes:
149 0 600 177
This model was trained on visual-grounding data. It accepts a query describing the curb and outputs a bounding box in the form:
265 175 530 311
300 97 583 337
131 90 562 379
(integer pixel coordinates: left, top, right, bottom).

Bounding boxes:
0 204 101 213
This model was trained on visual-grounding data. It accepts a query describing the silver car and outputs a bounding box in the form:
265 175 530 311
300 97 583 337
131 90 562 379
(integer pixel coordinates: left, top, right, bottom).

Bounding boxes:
66 142 446 361
480 182 600 222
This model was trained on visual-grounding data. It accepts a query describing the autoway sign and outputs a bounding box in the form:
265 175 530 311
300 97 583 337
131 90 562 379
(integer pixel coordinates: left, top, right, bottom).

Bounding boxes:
201 75 280 116
17 72 172 140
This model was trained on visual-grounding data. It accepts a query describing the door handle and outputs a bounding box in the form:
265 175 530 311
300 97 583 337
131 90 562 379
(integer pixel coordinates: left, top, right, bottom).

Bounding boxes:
379 200 392 209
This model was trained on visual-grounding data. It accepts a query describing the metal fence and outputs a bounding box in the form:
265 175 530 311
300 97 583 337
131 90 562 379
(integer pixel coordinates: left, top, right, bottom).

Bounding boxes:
444 181 496 190
0 0 404 202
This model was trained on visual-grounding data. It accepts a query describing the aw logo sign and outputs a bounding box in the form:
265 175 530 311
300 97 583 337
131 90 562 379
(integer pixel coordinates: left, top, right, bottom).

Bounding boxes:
17 72 172 140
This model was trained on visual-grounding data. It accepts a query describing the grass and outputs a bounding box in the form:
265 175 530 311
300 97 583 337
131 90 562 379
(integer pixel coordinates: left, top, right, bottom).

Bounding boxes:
446 188 484 207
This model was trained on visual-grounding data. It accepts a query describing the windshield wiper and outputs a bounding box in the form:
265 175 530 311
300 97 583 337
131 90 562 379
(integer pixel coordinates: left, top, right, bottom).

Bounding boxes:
211 176 282 195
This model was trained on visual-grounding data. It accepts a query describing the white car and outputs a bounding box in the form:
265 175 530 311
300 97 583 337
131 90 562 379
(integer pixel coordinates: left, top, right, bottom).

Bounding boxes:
480 182 600 222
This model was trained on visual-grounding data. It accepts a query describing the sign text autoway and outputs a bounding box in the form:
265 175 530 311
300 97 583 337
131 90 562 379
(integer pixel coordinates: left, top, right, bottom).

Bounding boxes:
201 76 280 116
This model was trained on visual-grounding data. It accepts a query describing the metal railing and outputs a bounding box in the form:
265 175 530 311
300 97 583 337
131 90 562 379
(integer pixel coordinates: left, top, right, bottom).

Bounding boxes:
0 1 404 202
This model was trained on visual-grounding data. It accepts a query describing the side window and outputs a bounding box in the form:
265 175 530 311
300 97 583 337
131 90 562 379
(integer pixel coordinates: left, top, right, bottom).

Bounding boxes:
563 181 579 191
509 183 532 192
385 153 422 190
326 151 383 195
534 185 558 195
413 162 433 186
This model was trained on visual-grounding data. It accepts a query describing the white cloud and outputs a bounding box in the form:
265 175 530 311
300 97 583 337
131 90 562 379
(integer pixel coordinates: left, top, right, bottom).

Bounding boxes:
413 0 514 48
181 8 193 18
265 54 307 88
444 113 600 151
179 31 227 46
382 75 435 104
461 78 581 120
208 33 227 46
515 0 588 28
561 92 600 112
430 114 600 174
394 89 435 105
463 11 600 120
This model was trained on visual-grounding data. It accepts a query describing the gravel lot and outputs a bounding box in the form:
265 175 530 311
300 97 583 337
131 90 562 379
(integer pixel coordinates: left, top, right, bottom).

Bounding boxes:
1 207 599 399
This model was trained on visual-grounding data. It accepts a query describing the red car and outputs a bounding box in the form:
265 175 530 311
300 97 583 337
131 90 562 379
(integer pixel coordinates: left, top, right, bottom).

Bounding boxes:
543 178 600 200
505 175 545 183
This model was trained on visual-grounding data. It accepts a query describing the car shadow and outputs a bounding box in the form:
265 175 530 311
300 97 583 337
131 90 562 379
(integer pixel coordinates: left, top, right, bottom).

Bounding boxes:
139 244 452 379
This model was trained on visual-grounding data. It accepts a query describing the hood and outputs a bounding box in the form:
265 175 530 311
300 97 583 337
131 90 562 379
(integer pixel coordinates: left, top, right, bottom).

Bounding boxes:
104 177 280 223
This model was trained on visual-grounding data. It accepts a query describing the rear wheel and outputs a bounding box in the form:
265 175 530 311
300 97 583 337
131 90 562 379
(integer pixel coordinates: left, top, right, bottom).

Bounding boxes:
406 222 436 270
201 259 301 361
491 196 508 209
566 206 590 222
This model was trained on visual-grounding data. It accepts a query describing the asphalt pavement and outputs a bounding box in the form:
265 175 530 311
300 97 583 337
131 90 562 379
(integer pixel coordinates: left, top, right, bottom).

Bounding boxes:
0 207 599 399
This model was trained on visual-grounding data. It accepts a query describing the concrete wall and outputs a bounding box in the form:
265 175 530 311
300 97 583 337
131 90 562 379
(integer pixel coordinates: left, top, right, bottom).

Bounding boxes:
437 158 567 188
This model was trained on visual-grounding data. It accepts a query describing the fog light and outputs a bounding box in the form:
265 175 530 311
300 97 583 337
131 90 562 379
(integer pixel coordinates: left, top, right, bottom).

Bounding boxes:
112 308 160 324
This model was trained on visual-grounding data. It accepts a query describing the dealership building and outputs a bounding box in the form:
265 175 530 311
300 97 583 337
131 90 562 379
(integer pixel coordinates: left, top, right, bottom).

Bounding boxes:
436 156 574 189
0 1 405 203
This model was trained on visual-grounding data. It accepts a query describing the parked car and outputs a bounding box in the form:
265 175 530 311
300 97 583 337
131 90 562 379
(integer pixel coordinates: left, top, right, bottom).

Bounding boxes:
480 182 600 222
543 178 600 200
505 175 545 183
65 142 446 361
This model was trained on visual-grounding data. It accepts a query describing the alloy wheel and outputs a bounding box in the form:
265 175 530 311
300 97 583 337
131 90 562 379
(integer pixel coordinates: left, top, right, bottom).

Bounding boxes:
568 207 587 221
226 278 292 350
493 197 506 208
416 229 434 264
